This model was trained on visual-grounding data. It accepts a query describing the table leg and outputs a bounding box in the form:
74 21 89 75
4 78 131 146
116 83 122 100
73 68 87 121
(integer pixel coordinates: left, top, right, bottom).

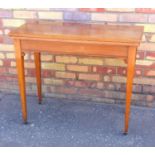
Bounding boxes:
124 46 137 134
34 52 42 104
14 39 27 123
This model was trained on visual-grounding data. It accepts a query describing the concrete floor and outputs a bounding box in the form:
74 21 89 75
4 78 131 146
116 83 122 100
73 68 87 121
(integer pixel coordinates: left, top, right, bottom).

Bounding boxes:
0 92 155 147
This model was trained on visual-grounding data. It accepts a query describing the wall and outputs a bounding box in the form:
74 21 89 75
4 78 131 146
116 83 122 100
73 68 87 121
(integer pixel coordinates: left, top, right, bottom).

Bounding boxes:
0 8 155 107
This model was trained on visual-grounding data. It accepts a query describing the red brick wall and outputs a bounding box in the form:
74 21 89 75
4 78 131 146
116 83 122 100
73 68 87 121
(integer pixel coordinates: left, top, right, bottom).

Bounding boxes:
0 8 155 107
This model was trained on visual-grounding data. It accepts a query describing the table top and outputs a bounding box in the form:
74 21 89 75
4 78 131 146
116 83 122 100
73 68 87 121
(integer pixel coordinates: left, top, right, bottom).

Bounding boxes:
9 21 143 45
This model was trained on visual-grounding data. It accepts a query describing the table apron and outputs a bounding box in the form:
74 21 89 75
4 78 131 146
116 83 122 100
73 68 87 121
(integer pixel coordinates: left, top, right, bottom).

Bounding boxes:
21 39 128 58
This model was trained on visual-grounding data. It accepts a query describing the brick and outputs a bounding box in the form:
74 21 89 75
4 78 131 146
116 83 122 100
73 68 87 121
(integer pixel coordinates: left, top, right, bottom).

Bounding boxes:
93 66 116 74
91 13 117 22
0 53 5 59
78 88 104 97
54 86 77 95
65 80 94 88
79 8 105 12
25 77 35 83
64 12 90 21
56 71 76 79
41 55 53 61
78 58 103 65
134 77 155 85
0 44 14 51
2 19 25 27
136 8 155 13
143 85 155 94
3 60 11 67
119 14 147 23
6 53 15 59
104 90 125 99
10 61 16 67
56 56 77 64
42 63 65 71
149 34 155 42
67 64 89 72
136 24 155 33
96 82 105 89
138 43 155 51
8 68 17 74
103 75 111 82
44 78 64 85
136 59 154 67
136 51 145 59
38 11 63 20
42 70 55 77
148 15 155 23
146 52 155 60
112 76 126 83
25 62 35 69
106 8 135 12
144 70 155 76
0 10 12 18
79 73 100 81
0 60 3 66
146 95 154 102
103 58 127 67
13 11 37 19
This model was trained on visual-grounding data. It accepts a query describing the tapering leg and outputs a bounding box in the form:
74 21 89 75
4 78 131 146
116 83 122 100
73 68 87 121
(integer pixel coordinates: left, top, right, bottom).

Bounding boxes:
34 52 42 104
14 39 27 123
124 46 137 134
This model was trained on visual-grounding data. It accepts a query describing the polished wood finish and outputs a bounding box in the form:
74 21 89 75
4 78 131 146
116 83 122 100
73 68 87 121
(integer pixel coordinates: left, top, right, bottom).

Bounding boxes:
34 52 42 103
14 39 27 123
9 21 143 133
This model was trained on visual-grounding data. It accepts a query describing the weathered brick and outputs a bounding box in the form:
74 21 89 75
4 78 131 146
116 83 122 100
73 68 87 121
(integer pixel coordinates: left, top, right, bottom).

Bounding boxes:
119 14 147 23
0 10 12 18
149 34 155 42
56 71 76 79
2 19 25 27
13 11 37 19
79 8 105 12
103 58 127 67
25 77 35 83
144 70 155 76
42 63 65 71
106 8 135 12
146 52 155 60
0 60 3 66
6 53 15 59
38 11 63 20
136 24 155 33
93 66 116 74
148 15 155 23
143 85 155 93
54 86 77 95
136 59 155 67
138 43 155 51
104 90 125 99
41 55 53 61
79 73 100 81
0 53 5 59
78 58 103 65
25 62 35 69
136 8 155 13
0 44 14 51
8 68 17 74
67 64 89 72
65 80 94 88
103 75 111 82
56 56 77 64
136 51 145 59
44 78 64 85
64 12 90 21
91 13 117 22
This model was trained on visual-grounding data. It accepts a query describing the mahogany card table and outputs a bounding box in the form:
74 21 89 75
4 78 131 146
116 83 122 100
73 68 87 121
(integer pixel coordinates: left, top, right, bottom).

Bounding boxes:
9 21 143 134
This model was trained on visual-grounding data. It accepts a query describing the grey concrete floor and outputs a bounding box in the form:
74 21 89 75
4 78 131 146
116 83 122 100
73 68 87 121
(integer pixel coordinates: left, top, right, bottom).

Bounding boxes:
0 92 155 147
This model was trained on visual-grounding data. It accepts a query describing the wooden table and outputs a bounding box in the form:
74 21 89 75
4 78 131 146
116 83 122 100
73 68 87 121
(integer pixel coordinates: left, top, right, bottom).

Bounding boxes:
9 21 143 134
